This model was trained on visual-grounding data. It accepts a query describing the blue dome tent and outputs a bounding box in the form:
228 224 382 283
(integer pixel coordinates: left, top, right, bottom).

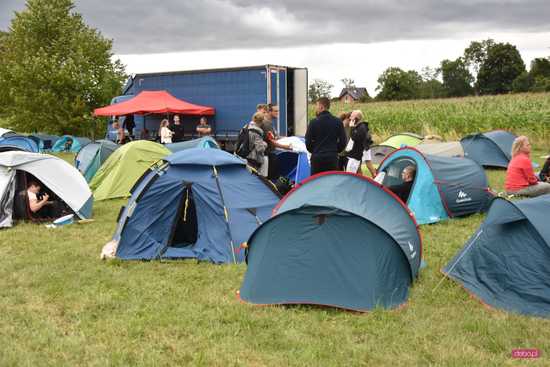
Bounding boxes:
443 195 550 318
74 140 119 182
460 130 516 168
274 136 310 184
111 148 280 263
239 172 422 312
0 135 39 153
52 135 90 153
378 147 492 225
28 134 60 152
165 136 219 153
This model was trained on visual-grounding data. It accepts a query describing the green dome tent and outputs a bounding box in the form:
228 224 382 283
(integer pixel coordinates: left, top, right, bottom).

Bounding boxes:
369 133 424 166
90 140 170 201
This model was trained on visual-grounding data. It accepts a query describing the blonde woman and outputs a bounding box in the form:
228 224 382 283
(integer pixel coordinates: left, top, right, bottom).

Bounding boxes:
505 136 550 197
159 119 173 144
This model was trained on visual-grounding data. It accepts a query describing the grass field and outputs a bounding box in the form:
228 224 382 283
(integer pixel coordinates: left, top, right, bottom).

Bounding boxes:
310 93 550 145
1 118 550 365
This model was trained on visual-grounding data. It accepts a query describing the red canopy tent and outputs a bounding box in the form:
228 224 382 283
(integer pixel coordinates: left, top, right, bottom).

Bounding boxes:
94 90 215 116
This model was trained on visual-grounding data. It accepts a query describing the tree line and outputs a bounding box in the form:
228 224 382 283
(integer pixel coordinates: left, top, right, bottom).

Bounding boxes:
309 39 550 102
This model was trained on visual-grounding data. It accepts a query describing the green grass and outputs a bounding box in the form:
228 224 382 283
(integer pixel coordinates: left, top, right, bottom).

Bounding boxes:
1 144 550 365
311 92 550 145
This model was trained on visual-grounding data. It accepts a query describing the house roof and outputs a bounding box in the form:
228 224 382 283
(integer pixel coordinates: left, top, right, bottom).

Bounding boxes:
339 87 369 100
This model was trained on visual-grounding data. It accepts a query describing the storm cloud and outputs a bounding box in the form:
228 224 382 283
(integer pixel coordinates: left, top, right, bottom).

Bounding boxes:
1 0 549 54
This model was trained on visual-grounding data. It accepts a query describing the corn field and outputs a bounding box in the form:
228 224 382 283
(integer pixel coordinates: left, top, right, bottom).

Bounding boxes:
309 93 550 145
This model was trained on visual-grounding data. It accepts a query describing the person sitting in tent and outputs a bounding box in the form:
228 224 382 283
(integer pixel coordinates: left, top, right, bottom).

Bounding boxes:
196 116 212 137
63 137 73 152
27 181 53 217
505 136 550 197
159 119 174 144
388 165 416 203
539 155 550 182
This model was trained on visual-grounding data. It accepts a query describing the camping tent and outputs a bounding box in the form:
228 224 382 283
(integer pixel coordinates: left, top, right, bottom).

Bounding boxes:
443 195 550 318
460 130 516 168
0 128 15 137
28 134 60 152
378 147 492 224
90 140 171 201
0 135 39 153
274 136 310 184
94 90 215 116
112 148 280 263
416 141 465 157
52 135 91 153
165 136 219 153
239 172 422 312
75 140 119 182
0 151 93 228
368 133 424 166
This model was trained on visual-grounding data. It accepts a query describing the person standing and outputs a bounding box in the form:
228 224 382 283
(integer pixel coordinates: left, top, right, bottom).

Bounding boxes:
123 114 135 140
171 115 184 142
505 136 550 197
159 119 174 144
196 116 212 137
345 110 376 177
305 97 347 175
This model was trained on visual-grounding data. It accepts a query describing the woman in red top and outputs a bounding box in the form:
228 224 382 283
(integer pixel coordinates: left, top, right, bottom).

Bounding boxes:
505 136 550 197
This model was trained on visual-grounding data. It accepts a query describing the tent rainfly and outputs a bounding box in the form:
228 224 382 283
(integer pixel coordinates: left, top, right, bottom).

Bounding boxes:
443 195 550 318
165 136 219 153
460 130 516 168
239 172 422 312
75 140 119 182
0 135 39 153
368 133 424 166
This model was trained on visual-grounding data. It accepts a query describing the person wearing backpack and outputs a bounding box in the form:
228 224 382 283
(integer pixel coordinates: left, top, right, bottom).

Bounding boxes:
345 110 376 177
235 112 268 174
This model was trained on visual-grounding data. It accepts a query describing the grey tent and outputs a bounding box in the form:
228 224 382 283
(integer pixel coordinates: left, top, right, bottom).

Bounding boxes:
460 130 516 168
416 142 464 157
443 195 550 318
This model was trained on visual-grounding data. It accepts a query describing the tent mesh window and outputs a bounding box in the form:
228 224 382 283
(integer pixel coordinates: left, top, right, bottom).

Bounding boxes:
169 184 198 248
382 157 416 186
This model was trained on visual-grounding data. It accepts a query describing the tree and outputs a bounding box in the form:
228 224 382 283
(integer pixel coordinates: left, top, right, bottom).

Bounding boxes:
464 39 495 79
341 78 355 89
308 79 333 102
530 57 550 79
0 0 126 136
375 67 422 101
511 72 534 93
476 43 526 95
418 66 444 99
440 58 474 97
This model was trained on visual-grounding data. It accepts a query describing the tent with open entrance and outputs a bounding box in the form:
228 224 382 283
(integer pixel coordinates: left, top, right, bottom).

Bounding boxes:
111 148 280 263
369 133 424 166
415 141 464 157
0 151 93 228
52 135 91 153
239 172 422 312
90 140 170 201
165 136 219 153
75 140 119 182
0 135 39 153
378 147 492 225
460 130 516 168
274 136 310 184
28 134 60 152
443 195 550 318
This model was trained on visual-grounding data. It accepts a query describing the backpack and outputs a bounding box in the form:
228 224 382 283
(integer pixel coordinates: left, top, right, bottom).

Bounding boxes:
235 124 263 159
357 121 373 148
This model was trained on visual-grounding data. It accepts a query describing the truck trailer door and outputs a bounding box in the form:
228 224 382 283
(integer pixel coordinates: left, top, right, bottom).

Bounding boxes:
292 68 308 136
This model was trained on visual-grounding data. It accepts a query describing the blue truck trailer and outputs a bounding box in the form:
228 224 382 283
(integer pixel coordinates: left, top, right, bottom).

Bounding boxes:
107 65 308 148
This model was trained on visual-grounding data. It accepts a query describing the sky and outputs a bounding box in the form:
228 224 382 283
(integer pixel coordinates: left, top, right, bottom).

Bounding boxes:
1 0 550 96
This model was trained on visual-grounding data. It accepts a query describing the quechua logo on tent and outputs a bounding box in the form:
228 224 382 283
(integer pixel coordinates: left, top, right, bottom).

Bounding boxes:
456 190 472 204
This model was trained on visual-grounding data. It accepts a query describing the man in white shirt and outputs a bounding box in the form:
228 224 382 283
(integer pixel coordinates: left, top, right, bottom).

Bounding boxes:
27 181 52 215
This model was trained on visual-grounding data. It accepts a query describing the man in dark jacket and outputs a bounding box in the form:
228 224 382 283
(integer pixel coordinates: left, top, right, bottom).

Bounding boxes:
171 115 184 142
305 97 347 175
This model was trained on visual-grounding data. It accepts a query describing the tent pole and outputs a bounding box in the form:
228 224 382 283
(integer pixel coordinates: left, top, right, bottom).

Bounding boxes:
212 165 237 264
433 229 484 292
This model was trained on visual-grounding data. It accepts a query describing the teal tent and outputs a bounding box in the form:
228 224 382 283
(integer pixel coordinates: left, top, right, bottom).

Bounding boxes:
240 172 422 311
52 135 91 153
75 140 119 182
